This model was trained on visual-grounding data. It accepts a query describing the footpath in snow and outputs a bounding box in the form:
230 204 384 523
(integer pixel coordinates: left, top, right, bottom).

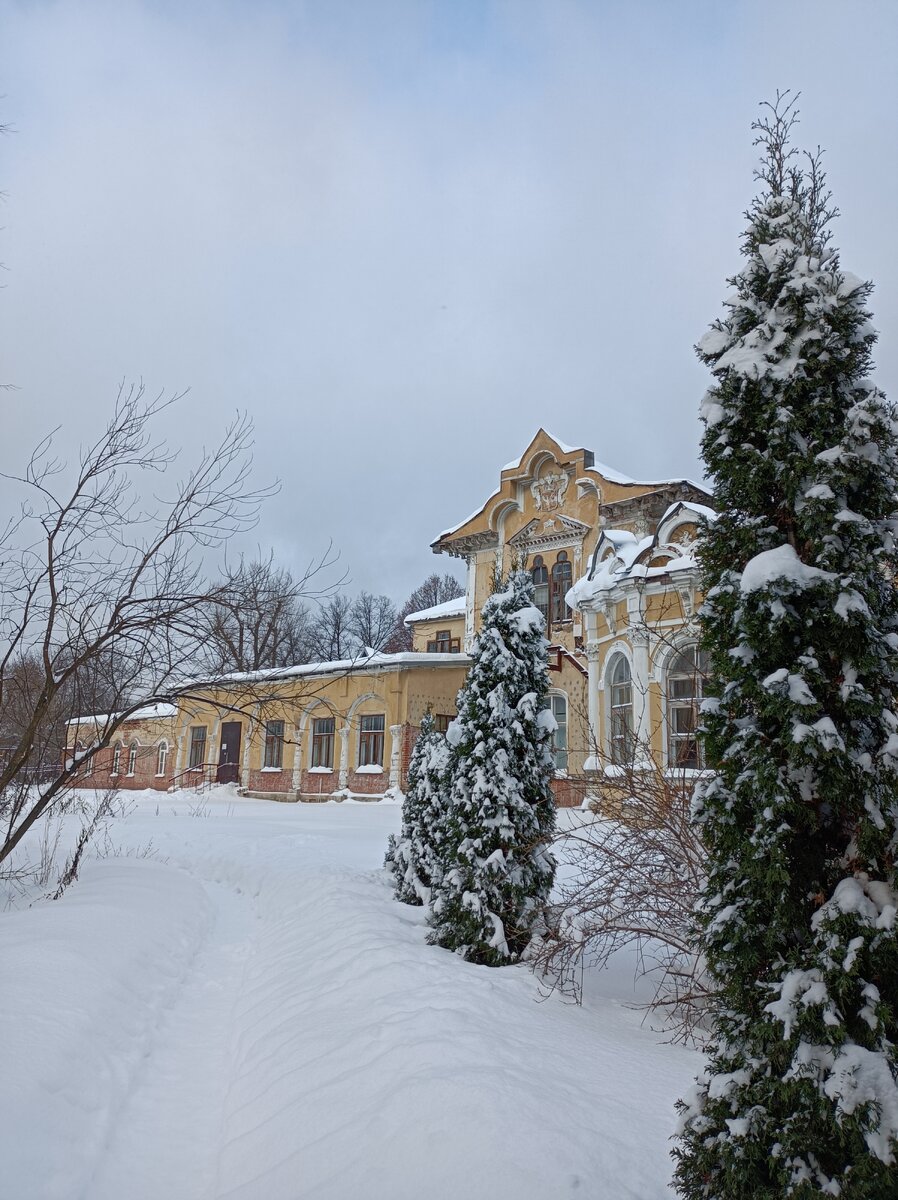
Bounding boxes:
1 792 699 1200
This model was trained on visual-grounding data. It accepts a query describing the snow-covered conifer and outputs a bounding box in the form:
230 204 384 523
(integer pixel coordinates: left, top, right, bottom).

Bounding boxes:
674 94 898 1198
427 570 556 966
385 710 450 905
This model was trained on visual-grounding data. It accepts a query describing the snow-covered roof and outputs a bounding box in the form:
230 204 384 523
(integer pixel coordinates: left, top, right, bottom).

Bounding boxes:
567 501 716 609
502 430 581 471
403 596 466 625
187 650 471 689
67 703 179 728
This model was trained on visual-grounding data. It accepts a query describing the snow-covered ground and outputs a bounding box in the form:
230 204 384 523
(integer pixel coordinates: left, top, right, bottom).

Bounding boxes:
1 790 699 1199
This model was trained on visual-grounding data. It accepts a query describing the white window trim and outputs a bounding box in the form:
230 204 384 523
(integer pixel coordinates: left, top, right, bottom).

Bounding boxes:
155 741 169 777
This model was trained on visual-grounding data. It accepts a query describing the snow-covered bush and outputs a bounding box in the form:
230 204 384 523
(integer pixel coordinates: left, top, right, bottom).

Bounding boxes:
673 94 898 1198
427 570 557 966
385 711 450 905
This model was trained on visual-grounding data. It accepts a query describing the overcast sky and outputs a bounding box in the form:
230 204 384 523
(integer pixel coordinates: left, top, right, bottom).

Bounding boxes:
2 0 897 601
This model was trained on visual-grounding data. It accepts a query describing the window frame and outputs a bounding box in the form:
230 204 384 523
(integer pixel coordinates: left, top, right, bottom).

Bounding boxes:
311 716 335 770
156 741 169 777
127 742 139 776
666 646 709 770
531 555 550 628
549 691 568 772
110 742 122 776
357 713 385 768
608 654 634 766
426 629 461 654
550 552 573 625
263 719 285 770
188 726 207 771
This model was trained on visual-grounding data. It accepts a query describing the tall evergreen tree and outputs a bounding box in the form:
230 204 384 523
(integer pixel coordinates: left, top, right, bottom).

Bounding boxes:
427 570 556 966
385 710 450 906
674 94 898 1198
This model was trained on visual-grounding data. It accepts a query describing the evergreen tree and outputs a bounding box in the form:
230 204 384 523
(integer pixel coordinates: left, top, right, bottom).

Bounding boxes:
674 94 898 1198
427 570 557 966
385 710 450 906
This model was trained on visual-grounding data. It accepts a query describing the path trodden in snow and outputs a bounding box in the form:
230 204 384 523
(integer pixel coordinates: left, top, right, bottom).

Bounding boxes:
1 792 699 1200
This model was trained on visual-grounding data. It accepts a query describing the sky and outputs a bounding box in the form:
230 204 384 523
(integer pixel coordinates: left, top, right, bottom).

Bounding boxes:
2 0 897 602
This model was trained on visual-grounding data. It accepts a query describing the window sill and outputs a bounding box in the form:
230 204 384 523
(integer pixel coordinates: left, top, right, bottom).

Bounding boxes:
309 766 333 774
260 766 282 773
356 764 384 774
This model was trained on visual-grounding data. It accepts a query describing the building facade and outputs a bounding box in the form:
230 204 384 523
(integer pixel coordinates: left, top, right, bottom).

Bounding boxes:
68 430 713 805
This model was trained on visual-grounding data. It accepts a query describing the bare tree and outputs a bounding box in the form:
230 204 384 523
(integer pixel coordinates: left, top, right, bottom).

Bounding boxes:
385 572 464 652
311 593 357 661
197 550 341 674
349 590 397 653
0 383 273 867
534 751 710 1045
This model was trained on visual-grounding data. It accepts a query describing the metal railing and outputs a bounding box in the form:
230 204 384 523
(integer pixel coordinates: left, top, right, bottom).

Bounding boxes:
168 762 219 794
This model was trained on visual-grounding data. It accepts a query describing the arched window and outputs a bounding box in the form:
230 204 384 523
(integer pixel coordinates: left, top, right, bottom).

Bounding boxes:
83 745 94 777
550 552 573 624
667 646 710 769
550 693 568 772
531 555 549 625
127 742 139 776
111 742 122 775
156 741 169 777
609 656 633 765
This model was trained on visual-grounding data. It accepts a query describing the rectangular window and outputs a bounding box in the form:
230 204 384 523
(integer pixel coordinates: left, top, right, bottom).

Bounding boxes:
434 714 453 735
188 726 207 770
263 720 285 769
426 630 461 653
358 714 385 767
669 704 699 768
311 717 335 769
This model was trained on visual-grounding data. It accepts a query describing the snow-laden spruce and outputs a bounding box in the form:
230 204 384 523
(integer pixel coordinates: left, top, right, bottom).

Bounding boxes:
385 710 450 905
673 94 898 1199
427 570 557 966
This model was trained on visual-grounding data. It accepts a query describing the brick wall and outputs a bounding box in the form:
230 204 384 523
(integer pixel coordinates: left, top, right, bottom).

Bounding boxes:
71 744 170 791
245 769 294 795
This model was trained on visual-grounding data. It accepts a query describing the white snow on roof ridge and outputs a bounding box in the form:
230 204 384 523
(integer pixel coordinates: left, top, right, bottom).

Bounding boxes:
404 596 466 625
186 650 472 688
67 702 179 727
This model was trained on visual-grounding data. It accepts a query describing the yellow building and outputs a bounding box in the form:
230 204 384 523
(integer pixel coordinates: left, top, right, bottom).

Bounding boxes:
69 430 713 804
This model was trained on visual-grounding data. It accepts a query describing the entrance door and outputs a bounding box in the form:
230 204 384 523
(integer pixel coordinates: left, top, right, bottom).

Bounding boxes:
217 722 242 784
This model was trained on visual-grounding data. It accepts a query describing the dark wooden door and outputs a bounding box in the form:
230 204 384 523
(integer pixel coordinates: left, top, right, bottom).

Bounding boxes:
217 722 242 784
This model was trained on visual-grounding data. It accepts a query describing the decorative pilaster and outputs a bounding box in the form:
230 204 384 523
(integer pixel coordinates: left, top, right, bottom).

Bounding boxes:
584 639 601 771
240 707 256 789
291 728 303 790
464 553 477 652
388 724 403 789
630 626 652 765
338 726 350 788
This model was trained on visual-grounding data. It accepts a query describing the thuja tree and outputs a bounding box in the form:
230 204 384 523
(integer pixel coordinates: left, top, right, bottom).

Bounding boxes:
673 94 898 1198
427 570 557 966
385 710 450 906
